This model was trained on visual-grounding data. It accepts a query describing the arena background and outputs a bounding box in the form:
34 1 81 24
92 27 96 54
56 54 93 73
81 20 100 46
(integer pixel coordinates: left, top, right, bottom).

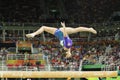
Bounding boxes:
0 0 120 80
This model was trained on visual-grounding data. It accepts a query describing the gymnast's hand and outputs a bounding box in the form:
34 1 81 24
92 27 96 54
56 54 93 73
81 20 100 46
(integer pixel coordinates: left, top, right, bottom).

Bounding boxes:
65 51 71 58
61 22 65 27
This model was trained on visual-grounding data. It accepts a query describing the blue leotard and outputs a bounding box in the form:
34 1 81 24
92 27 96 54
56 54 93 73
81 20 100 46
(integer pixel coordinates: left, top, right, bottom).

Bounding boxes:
54 29 64 41
54 29 72 48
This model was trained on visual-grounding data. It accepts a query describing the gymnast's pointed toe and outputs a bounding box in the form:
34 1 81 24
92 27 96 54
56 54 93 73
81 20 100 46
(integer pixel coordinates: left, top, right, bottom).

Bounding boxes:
26 33 35 38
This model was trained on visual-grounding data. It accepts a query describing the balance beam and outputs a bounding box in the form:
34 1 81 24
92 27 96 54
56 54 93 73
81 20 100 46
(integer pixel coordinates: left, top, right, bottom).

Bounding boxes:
0 71 118 78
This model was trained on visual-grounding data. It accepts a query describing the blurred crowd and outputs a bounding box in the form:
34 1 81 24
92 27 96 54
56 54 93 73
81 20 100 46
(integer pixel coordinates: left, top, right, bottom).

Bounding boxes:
0 0 120 24
38 39 120 71
0 0 120 70
0 21 119 43
0 20 119 72
0 39 120 71
0 30 120 71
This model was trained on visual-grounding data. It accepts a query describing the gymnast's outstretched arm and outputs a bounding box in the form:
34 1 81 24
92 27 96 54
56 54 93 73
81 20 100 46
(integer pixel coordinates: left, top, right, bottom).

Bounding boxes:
61 22 72 58
61 22 68 37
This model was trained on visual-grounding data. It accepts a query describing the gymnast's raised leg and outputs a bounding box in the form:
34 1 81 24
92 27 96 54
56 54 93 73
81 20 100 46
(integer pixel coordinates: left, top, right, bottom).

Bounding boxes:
60 22 97 35
26 26 57 38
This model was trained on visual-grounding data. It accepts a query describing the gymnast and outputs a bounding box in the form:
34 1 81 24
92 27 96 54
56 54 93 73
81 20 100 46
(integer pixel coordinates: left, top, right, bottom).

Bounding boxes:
26 22 97 58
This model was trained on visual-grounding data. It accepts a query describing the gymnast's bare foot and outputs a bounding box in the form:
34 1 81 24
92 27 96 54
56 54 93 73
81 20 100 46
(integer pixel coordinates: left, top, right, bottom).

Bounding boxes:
26 33 35 38
89 28 97 34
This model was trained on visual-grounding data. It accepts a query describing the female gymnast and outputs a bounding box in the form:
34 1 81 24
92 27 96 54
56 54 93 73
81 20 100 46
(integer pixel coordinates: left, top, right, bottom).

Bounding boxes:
26 22 97 58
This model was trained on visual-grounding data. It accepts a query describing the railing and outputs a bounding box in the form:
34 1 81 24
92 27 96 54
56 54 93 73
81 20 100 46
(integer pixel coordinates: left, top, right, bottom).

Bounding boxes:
7 54 44 60
2 22 88 27
101 65 117 71
0 65 77 71
0 65 118 71
0 35 116 43
0 66 46 71
1 21 120 28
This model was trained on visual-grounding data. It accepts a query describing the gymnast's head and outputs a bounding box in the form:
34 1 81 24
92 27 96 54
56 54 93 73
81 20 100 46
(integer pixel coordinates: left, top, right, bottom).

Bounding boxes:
60 39 72 49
